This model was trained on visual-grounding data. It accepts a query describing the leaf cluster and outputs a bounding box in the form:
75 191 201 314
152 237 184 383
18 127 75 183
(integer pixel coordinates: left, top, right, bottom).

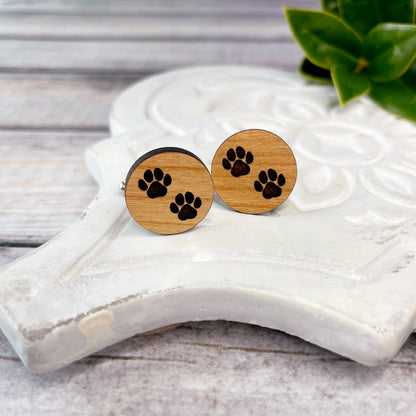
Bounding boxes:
285 0 416 122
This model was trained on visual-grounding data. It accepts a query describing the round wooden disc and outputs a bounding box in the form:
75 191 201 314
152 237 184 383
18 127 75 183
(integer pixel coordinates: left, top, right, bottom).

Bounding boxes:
211 129 297 214
125 147 214 234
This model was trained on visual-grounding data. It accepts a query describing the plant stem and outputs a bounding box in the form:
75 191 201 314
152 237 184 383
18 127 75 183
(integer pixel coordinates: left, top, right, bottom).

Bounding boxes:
354 57 369 73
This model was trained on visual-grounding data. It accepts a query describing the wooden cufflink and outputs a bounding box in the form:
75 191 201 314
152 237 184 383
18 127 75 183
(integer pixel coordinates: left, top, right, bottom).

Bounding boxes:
211 129 297 214
124 147 214 234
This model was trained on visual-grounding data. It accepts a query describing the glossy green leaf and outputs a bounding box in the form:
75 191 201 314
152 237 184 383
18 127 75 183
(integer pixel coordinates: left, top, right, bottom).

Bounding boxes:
364 23 416 82
338 0 414 37
284 9 362 70
370 76 416 122
403 61 416 88
331 65 371 105
299 58 332 83
321 0 339 15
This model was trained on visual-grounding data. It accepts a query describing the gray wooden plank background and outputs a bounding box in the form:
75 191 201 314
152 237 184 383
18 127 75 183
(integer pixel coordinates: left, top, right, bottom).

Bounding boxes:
1 1 415 414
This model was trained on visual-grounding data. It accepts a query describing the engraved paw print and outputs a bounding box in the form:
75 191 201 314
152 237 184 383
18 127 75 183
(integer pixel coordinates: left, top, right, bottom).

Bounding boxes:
170 192 202 221
222 146 253 177
138 168 172 199
254 169 286 199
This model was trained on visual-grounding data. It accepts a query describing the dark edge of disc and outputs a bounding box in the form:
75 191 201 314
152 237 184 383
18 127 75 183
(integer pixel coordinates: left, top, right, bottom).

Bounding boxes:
124 147 206 194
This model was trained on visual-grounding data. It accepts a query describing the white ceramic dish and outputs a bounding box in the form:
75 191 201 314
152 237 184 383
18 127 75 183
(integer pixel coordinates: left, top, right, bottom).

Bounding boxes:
0 66 415 372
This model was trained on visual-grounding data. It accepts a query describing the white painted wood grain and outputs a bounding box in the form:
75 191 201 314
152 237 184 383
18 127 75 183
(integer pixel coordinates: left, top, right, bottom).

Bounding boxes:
0 74 132 129
1 0 415 412
0 16 292 40
0 247 33 267
0 320 415 415
0 131 101 243
0 40 302 72
0 0 319 17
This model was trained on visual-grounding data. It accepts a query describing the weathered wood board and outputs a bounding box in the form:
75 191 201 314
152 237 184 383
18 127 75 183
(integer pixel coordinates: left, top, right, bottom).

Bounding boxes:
2 0 416 413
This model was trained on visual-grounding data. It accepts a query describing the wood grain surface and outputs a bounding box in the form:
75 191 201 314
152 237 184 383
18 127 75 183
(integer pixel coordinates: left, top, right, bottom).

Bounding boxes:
125 148 214 234
212 129 297 214
1 0 415 414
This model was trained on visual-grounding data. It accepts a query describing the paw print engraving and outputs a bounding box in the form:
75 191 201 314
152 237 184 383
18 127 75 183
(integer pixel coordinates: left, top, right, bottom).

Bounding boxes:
254 169 286 199
222 146 253 177
138 168 172 199
170 192 202 221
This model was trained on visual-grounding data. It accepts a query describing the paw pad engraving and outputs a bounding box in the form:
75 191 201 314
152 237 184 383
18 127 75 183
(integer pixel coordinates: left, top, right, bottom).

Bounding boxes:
170 192 202 221
222 146 253 177
254 169 286 199
138 168 172 199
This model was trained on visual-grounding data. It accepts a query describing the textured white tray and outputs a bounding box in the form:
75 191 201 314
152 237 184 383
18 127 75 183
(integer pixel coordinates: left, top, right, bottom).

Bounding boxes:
0 66 415 373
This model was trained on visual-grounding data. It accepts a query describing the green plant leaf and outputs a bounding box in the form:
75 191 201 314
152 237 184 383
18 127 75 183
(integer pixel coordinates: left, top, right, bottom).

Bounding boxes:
403 61 416 88
321 0 339 15
284 9 362 70
364 23 416 82
370 76 416 122
331 65 371 104
338 0 414 37
299 58 332 83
